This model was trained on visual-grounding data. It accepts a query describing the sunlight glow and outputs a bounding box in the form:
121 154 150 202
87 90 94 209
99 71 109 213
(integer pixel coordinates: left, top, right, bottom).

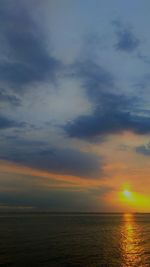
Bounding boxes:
123 190 132 198
118 187 150 212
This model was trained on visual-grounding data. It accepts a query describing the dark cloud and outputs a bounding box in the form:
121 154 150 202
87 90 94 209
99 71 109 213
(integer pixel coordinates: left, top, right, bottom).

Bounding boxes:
112 20 140 52
0 0 61 88
65 59 150 139
0 89 20 105
70 60 114 102
136 142 150 156
0 115 21 129
115 30 139 52
65 106 150 139
0 139 103 178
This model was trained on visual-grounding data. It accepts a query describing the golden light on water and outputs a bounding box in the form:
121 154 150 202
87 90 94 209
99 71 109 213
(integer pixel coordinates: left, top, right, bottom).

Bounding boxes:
121 213 146 266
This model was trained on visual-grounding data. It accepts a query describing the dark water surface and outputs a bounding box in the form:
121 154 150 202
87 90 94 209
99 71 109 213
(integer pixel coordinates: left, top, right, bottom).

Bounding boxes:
0 213 150 266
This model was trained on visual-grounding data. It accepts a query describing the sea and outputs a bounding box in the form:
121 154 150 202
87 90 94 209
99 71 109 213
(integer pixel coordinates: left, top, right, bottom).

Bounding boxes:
0 212 150 267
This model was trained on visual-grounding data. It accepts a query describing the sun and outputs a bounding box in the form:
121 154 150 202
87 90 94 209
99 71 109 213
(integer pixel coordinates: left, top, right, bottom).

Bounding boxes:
119 188 150 212
123 190 132 198
120 189 134 206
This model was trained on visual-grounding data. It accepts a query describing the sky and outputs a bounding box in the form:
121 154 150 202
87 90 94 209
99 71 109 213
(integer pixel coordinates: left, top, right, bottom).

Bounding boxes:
0 0 150 212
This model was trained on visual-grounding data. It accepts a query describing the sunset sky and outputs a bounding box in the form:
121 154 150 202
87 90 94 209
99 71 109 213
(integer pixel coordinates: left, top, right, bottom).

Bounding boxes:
0 0 150 212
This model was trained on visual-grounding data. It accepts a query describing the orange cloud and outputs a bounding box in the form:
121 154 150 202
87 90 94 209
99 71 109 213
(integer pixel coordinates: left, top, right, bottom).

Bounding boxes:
0 160 103 190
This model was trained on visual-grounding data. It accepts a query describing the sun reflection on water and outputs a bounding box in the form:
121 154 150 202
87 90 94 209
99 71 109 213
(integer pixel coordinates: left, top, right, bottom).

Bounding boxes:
121 213 147 267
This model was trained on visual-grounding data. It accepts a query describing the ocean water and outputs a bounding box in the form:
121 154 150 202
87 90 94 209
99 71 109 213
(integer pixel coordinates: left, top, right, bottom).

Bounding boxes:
0 213 150 267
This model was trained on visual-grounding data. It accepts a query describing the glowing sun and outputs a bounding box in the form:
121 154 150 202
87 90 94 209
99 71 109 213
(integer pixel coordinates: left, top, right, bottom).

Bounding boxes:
123 190 132 198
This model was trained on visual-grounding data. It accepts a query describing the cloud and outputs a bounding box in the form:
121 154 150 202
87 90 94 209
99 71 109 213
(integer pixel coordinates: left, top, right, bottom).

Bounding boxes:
0 138 103 178
65 59 150 139
136 142 150 156
0 0 62 88
0 88 20 106
0 115 21 129
0 171 111 211
65 106 150 139
137 52 150 65
70 60 114 102
113 20 140 53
